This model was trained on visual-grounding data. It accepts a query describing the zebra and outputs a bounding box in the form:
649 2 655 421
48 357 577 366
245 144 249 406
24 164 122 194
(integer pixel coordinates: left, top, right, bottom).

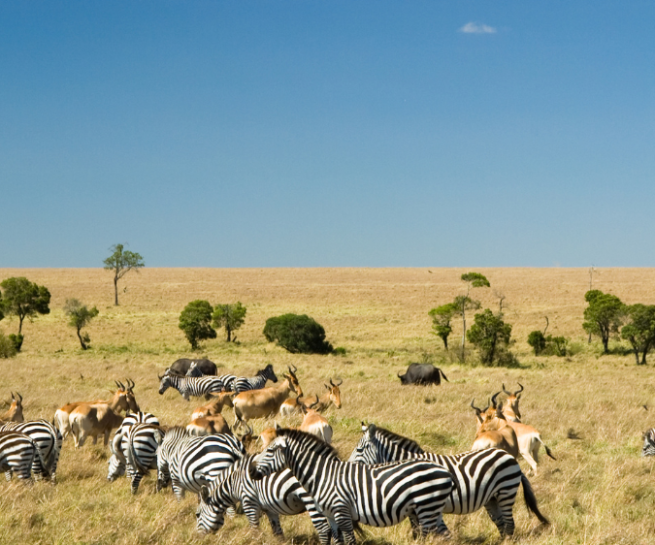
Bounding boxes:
196 453 332 543
231 364 278 394
107 411 159 482
348 423 549 536
642 428 655 456
158 371 235 401
250 428 454 545
156 427 246 500
125 423 165 494
0 431 49 485
0 419 61 483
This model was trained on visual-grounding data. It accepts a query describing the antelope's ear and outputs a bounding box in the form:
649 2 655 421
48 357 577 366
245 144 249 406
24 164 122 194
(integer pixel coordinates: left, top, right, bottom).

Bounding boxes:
325 384 330 390
274 422 281 430
200 485 210 502
516 393 522 399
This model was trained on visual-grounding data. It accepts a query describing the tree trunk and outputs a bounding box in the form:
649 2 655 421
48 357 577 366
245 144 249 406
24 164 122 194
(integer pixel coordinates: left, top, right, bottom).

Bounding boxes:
114 276 119 306
18 315 24 335
602 335 609 354
443 336 448 351
226 325 232 342
634 348 640 365
76 328 88 350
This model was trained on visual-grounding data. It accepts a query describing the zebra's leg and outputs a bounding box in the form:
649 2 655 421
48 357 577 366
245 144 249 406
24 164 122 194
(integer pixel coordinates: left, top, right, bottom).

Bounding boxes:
242 499 262 531
415 505 451 538
305 503 332 545
263 511 284 537
495 492 517 536
408 513 420 540
331 506 357 545
484 498 506 535
131 473 143 495
171 477 185 501
5 470 12 482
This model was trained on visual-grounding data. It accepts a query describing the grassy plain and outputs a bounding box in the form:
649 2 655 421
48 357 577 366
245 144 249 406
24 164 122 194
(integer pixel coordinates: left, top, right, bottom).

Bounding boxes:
1 267 655 545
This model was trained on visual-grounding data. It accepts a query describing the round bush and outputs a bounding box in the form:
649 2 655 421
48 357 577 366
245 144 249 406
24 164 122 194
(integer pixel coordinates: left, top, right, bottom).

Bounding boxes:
263 314 333 355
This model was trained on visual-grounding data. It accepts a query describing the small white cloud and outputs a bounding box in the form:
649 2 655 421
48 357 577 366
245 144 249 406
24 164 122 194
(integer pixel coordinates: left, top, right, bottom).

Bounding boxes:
459 22 497 34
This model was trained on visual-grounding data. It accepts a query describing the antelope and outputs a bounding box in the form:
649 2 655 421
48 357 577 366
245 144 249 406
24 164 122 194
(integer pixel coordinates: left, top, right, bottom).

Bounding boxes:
279 378 342 416
187 415 231 436
259 426 279 449
299 395 333 444
69 405 125 447
1 392 24 423
498 386 556 475
191 392 236 420
233 365 301 422
54 380 139 440
471 399 519 459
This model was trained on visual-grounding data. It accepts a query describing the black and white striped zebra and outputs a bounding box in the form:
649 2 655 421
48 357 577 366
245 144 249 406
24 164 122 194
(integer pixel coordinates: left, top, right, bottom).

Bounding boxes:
230 364 278 394
124 422 164 494
107 412 159 482
251 428 454 544
348 423 549 536
0 431 49 485
642 428 655 456
156 427 246 500
196 453 332 543
158 371 235 401
0 419 61 483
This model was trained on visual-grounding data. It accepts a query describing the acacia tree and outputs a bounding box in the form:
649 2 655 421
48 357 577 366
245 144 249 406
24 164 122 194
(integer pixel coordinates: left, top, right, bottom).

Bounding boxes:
429 302 458 350
459 272 490 351
179 300 216 350
64 299 99 350
103 244 145 306
621 304 655 365
582 290 624 353
467 309 513 366
0 277 51 350
212 302 247 342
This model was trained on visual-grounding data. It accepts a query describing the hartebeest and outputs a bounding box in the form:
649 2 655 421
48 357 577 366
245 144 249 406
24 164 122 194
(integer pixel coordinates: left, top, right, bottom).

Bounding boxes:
233 365 301 422
501 383 523 422
70 405 125 447
54 380 139 440
191 392 236 420
1 392 24 423
471 399 520 459
299 396 333 444
279 378 342 416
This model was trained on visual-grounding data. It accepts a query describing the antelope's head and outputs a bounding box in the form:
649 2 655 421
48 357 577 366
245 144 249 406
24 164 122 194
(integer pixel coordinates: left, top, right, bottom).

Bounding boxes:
285 365 301 396
325 378 343 409
502 383 523 421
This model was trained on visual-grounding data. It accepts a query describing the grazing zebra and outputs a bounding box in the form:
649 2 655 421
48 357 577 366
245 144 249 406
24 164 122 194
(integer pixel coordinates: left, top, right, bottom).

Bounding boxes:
156 427 246 500
642 428 655 456
348 423 549 536
0 431 49 485
158 371 235 401
0 419 61 483
251 428 454 544
196 454 332 543
125 423 165 494
230 364 278 394
108 412 159 482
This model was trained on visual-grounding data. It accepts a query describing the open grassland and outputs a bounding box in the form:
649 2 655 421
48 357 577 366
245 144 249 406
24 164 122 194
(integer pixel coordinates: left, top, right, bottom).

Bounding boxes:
1 267 655 545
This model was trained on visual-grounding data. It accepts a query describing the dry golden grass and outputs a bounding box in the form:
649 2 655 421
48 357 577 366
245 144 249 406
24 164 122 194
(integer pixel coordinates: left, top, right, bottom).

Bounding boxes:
1 267 655 545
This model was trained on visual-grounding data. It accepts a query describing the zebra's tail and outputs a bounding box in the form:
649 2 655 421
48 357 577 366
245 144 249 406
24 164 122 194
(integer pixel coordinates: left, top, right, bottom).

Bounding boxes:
521 474 549 525
127 433 150 476
30 437 51 480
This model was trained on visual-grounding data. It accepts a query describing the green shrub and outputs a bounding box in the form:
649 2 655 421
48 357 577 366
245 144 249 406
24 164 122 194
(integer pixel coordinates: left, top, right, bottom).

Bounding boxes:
263 314 333 354
179 300 217 350
527 330 547 355
332 346 347 356
528 330 569 357
0 331 17 358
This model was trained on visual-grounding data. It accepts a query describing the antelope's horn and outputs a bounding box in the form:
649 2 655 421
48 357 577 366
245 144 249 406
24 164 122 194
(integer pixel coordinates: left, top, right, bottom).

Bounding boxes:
335 377 343 386
289 364 298 373
128 378 135 389
310 395 320 409
502 383 512 396
515 383 524 395
10 392 14 401
483 398 490 413
491 392 500 408
17 393 22 402
470 399 482 413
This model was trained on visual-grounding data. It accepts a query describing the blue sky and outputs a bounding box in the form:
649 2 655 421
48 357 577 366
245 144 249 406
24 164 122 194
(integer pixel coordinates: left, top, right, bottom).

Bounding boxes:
1 1 653 267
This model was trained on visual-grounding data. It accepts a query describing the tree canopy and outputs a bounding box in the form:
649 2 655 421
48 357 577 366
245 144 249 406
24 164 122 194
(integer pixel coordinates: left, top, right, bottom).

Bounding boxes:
64 299 99 350
428 302 458 350
582 290 625 353
103 243 145 306
212 302 247 342
467 309 513 366
0 277 51 344
621 304 655 365
179 300 216 350
263 314 333 354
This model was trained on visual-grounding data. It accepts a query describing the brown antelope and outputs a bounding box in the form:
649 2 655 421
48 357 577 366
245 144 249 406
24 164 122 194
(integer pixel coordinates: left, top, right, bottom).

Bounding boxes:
498 386 556 475
1 392 24 423
471 399 520 459
54 380 139 439
187 415 231 436
191 392 236 420
299 395 333 444
69 405 125 447
233 365 301 422
279 378 342 416
259 425 280 449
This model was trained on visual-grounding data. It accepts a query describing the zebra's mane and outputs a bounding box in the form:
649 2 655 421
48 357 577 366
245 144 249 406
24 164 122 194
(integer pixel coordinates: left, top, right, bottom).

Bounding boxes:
276 428 340 459
372 426 426 455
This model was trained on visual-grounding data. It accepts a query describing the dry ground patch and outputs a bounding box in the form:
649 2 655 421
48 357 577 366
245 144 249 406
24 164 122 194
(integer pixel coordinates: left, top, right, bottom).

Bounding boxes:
1 267 655 545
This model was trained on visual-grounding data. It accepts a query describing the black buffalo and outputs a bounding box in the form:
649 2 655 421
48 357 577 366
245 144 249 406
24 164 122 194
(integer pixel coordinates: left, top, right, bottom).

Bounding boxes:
168 358 217 376
398 363 449 386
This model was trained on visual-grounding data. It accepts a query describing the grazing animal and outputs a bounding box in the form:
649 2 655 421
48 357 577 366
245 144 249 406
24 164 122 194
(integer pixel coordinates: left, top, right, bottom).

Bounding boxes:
108 412 160 482
231 364 278 394
502 383 524 422
158 370 235 401
187 415 231 436
281 378 343 416
0 431 49 485
250 428 454 543
1 393 24 423
191 392 236 420
397 363 449 386
54 380 139 440
124 423 165 494
299 396 333 444
156 427 246 500
196 454 332 543
471 399 520 459
233 366 301 422
642 429 655 456
0 420 61 483
70 405 125 448
349 423 549 536
169 358 218 376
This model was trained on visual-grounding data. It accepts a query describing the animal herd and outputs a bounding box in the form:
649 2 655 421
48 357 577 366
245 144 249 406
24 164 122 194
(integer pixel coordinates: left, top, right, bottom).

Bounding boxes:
1 359 654 542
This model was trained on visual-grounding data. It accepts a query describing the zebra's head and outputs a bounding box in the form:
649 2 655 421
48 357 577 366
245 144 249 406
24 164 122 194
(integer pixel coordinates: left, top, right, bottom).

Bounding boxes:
261 363 278 383
250 436 288 480
106 453 125 482
642 429 655 457
197 485 227 534
158 371 174 395
348 422 379 464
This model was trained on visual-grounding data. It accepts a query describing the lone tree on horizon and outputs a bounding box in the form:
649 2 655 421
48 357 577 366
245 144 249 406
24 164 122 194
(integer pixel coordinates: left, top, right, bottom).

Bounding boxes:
103 243 144 306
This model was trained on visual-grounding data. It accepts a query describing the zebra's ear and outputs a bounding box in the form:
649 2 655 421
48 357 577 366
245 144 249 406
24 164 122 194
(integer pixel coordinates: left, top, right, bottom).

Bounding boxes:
200 485 210 502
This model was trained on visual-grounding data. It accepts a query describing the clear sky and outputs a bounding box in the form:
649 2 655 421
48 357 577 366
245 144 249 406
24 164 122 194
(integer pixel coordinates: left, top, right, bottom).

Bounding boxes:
1 1 653 267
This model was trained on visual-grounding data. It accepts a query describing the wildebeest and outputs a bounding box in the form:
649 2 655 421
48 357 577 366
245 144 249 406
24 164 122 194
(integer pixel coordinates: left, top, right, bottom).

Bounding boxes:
169 359 217 376
397 363 449 386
